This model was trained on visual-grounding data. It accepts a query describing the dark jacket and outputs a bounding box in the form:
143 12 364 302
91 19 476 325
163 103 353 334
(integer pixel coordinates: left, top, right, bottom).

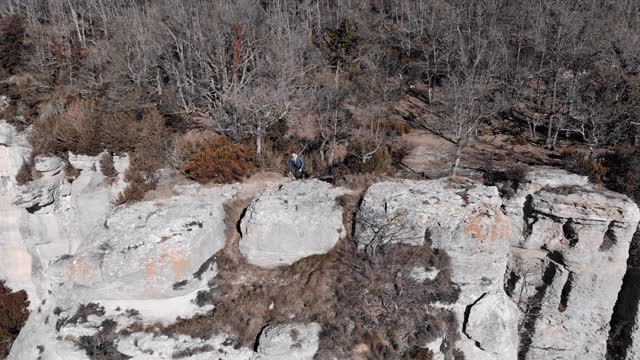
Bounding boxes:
288 156 304 173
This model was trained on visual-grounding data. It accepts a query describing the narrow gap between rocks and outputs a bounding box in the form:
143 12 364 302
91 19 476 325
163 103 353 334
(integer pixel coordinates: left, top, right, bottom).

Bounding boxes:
558 272 574 312
606 230 640 359
462 292 488 351
517 260 558 360
600 221 618 251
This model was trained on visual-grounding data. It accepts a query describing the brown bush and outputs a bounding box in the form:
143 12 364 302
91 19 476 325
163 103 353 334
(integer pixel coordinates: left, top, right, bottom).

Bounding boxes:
28 99 99 155
381 118 412 136
0 281 30 358
99 152 117 177
562 150 607 184
0 15 26 79
63 160 81 180
77 319 130 360
114 109 171 204
113 170 157 205
15 159 34 185
595 149 640 201
183 137 256 184
319 244 461 358
98 112 141 154
483 160 529 197
343 144 392 176
129 109 172 174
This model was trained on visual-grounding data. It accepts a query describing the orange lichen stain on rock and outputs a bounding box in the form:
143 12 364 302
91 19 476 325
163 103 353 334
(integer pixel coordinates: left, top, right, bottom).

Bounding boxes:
68 256 93 286
144 257 157 278
143 257 156 293
159 248 189 279
464 206 510 242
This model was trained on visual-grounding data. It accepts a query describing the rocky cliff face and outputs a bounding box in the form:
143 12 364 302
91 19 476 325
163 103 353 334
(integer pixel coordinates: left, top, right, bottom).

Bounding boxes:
2 120 640 360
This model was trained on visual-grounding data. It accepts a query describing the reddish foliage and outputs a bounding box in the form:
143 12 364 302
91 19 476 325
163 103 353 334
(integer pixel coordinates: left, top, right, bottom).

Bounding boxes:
0 281 30 358
183 137 255 184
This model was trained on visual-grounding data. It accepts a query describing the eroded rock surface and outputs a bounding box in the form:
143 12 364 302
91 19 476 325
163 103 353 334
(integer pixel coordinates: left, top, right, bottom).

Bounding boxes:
0 121 33 296
356 178 518 359
253 323 321 360
4 118 640 360
240 180 345 268
504 168 640 360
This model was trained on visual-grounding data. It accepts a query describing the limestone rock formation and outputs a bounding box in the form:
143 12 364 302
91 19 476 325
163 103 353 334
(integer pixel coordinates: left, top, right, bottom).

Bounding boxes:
504 168 640 360
240 180 345 268
4 118 640 360
64 184 235 299
356 178 519 359
0 120 33 296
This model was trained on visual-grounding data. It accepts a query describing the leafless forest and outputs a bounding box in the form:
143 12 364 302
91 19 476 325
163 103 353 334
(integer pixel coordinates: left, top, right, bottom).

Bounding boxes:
2 0 640 199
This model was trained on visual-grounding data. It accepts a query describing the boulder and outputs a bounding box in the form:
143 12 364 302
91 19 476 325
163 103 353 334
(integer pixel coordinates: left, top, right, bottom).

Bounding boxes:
253 323 321 360
240 180 345 268
356 178 517 359
65 184 236 299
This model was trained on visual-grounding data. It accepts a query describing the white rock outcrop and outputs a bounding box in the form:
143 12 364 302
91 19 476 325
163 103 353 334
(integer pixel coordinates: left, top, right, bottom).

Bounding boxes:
65 184 236 299
356 178 518 360
240 180 345 268
504 168 640 360
4 118 640 360
0 120 34 296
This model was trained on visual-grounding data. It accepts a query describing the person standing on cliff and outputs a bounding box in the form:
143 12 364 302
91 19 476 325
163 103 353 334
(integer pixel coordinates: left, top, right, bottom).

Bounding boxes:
288 153 304 180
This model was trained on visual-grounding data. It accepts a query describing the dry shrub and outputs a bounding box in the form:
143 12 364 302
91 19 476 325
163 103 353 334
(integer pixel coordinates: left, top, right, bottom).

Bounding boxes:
183 137 256 184
127 243 462 359
29 99 98 155
0 15 26 79
63 303 106 326
64 160 81 180
0 281 30 359
77 319 130 360
99 152 118 177
113 171 157 205
15 159 34 185
598 149 640 201
173 131 220 166
381 118 412 136
562 150 607 184
343 147 390 176
114 109 171 204
483 160 529 197
319 244 461 358
129 109 172 174
98 112 141 153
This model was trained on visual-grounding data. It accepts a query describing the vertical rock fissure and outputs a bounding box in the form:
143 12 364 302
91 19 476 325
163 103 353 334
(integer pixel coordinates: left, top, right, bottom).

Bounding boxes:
606 230 640 359
558 272 574 312
462 292 488 351
522 195 538 241
504 270 520 298
599 221 618 251
517 260 558 360
563 219 579 248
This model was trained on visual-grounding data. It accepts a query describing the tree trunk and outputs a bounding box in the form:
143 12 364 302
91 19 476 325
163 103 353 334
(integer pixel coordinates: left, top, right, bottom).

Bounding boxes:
319 138 326 162
328 138 336 166
256 124 262 155
451 144 463 176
